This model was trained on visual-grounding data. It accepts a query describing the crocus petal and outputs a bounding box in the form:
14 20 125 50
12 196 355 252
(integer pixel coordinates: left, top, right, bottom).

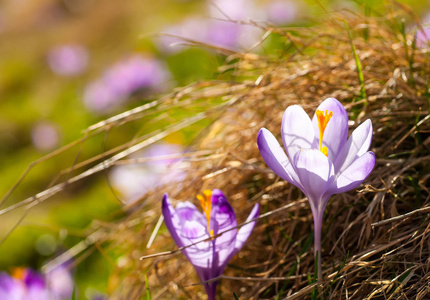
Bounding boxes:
181 220 214 270
257 128 302 189
162 194 185 248
334 119 373 173
210 189 237 270
331 151 375 194
311 98 348 159
222 203 260 273
234 203 259 252
162 195 213 269
182 220 208 240
176 201 207 228
210 189 237 236
282 105 316 159
293 149 334 210
0 273 25 300
163 195 216 281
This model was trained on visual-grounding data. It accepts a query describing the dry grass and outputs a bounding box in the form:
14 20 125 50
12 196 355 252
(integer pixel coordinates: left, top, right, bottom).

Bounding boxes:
6 5 430 300
101 10 430 300
109 10 430 299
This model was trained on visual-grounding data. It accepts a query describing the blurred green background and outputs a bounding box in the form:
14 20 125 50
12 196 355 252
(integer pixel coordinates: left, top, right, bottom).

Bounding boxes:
0 0 428 298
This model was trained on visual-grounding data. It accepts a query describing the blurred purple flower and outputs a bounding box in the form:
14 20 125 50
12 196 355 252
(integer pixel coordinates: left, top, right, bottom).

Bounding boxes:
209 0 253 20
83 80 122 113
110 143 187 203
206 21 241 49
83 55 170 114
416 27 430 48
0 273 25 300
257 97 375 278
158 18 210 53
31 122 60 152
415 14 430 48
47 44 89 76
158 0 265 52
0 267 73 300
45 266 74 299
266 0 297 25
162 189 259 300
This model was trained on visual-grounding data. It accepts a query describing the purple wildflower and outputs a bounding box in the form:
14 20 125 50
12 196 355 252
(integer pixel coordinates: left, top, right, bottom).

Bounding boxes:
162 189 259 300
206 21 242 49
257 97 375 279
266 0 297 25
31 122 60 152
0 267 74 300
158 18 210 53
415 14 430 48
83 55 170 114
47 44 89 76
158 0 264 52
0 272 25 300
416 27 430 48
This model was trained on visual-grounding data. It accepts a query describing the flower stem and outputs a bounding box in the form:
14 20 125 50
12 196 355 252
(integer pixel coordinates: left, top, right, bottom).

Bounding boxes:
313 211 323 282
205 282 218 300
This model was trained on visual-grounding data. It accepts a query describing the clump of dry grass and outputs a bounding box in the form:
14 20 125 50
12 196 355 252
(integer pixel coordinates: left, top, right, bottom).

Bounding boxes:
25 6 430 300
102 9 430 300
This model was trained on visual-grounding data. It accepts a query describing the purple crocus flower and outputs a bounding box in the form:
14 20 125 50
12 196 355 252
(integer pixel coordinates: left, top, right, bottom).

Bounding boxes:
257 97 375 278
162 189 259 299
0 267 74 300
0 272 25 300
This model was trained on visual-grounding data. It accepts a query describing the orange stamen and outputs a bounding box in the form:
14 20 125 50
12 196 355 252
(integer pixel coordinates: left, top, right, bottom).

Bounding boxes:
11 267 26 280
197 189 213 235
316 110 333 156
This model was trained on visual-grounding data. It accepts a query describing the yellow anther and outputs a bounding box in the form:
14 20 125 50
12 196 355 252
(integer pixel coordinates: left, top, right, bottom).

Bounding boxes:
197 189 213 235
316 110 333 157
321 146 328 156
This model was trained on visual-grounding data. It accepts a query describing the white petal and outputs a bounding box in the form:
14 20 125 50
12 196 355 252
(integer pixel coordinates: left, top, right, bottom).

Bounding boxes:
257 128 302 188
334 119 373 173
282 105 316 159
311 98 348 159
331 151 375 194
293 149 334 210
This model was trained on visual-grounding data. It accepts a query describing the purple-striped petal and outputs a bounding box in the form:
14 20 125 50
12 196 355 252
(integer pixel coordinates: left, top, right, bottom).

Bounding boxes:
162 194 186 248
334 119 373 173
210 189 237 236
331 151 375 194
293 149 334 208
257 128 302 188
234 203 259 251
176 201 207 227
311 98 348 160
181 220 208 240
181 220 214 269
163 194 207 248
222 203 260 273
282 105 316 159
210 189 237 270
162 194 214 273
